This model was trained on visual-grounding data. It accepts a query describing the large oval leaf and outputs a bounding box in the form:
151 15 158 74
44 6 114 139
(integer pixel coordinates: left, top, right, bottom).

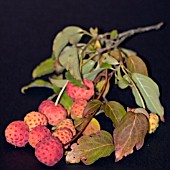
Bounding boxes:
132 73 164 121
66 130 114 165
53 26 84 59
102 101 126 127
126 55 148 76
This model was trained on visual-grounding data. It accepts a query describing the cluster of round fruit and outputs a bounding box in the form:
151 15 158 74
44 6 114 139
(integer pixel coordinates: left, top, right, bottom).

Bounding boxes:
5 79 94 166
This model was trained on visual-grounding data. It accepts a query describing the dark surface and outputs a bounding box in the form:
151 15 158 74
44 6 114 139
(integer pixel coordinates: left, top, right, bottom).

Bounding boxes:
0 0 170 170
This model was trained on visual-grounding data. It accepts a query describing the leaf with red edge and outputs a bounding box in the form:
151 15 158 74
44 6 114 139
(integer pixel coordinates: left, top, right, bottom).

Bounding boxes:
113 111 149 162
83 99 102 118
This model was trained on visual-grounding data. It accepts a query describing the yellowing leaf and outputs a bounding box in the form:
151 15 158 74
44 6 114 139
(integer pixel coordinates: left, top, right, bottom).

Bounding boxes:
66 130 114 165
82 118 100 136
126 55 148 76
113 111 149 162
96 80 110 97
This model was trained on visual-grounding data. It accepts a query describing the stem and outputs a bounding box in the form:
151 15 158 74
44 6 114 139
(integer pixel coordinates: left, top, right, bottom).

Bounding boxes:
66 107 99 145
98 22 163 54
55 80 69 106
118 22 163 38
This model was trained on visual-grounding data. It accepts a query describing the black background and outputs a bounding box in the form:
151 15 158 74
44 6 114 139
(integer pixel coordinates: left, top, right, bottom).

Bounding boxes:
0 1 170 170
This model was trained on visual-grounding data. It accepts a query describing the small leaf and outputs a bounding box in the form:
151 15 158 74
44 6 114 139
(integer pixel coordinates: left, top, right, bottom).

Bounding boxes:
21 79 53 93
66 130 114 165
102 101 126 127
83 68 105 81
60 92 73 114
120 48 137 56
102 53 119 65
82 118 101 136
117 76 130 89
113 111 149 162
96 80 110 97
83 99 102 118
110 30 118 40
59 46 82 82
126 55 148 76
49 78 68 88
132 73 164 121
32 57 55 79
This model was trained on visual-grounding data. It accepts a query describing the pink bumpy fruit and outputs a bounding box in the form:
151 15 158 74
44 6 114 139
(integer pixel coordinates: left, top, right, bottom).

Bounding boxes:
5 120 29 147
28 125 51 148
38 100 67 126
66 79 94 100
35 136 63 166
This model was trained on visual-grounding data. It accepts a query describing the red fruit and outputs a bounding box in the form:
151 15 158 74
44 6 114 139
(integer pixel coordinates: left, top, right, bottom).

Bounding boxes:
66 79 94 100
24 111 48 131
35 136 63 166
52 127 73 145
70 99 87 120
56 118 76 136
38 100 67 126
5 120 29 147
29 125 51 148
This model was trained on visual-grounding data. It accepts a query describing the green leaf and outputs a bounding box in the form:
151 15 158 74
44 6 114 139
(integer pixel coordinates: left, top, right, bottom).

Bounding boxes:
102 53 119 65
102 101 126 127
132 73 164 121
83 99 102 118
32 57 55 79
65 71 83 87
82 60 96 74
113 111 148 162
59 46 82 82
21 79 53 93
117 75 130 89
126 55 148 76
60 92 73 114
66 130 114 165
132 87 144 107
